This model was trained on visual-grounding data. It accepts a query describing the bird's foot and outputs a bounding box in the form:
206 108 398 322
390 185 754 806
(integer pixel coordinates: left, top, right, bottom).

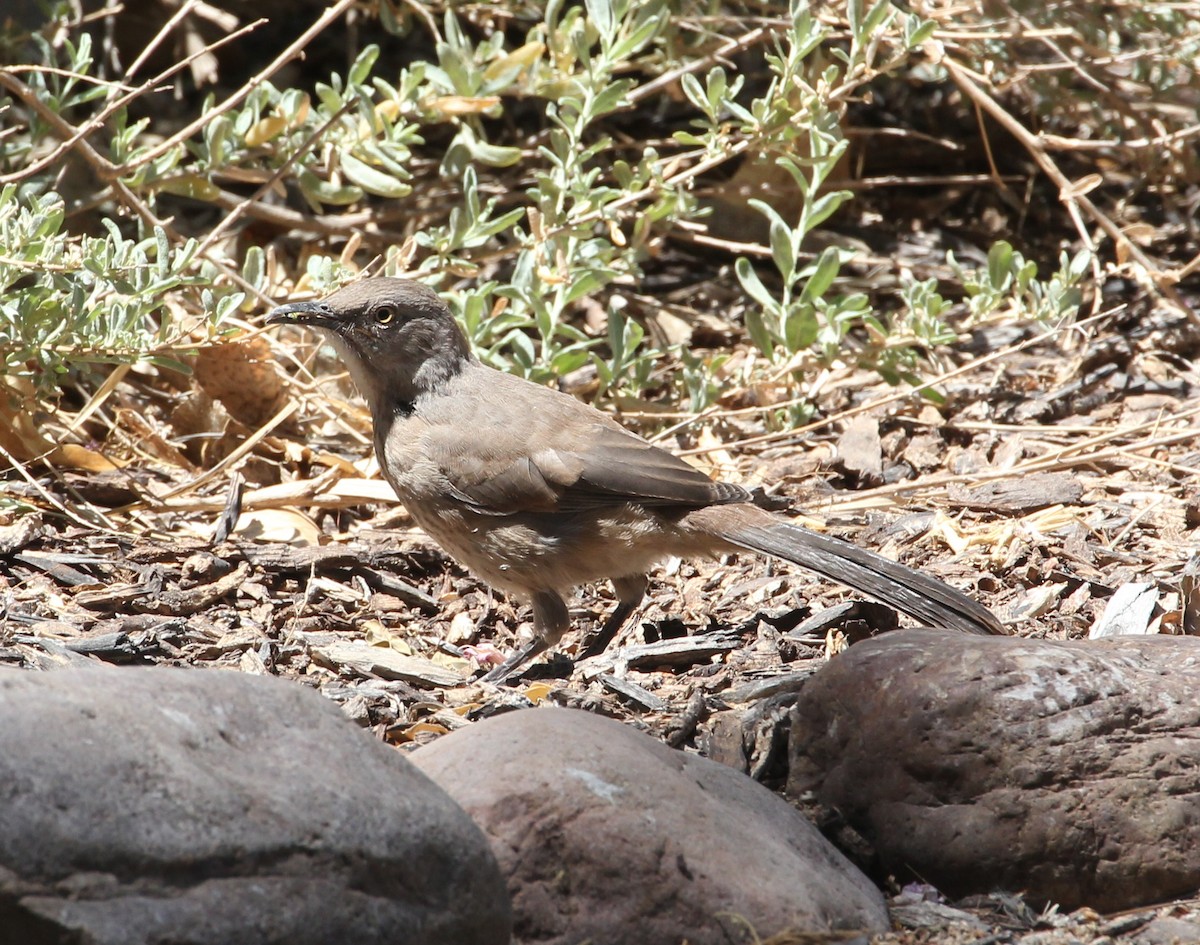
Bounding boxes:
479 637 548 684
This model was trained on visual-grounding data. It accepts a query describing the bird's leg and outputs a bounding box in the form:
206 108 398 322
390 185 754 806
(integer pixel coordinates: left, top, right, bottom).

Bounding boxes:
578 574 647 659
480 590 568 684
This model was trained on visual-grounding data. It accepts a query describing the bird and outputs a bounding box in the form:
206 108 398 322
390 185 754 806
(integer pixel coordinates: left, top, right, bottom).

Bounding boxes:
267 278 1003 681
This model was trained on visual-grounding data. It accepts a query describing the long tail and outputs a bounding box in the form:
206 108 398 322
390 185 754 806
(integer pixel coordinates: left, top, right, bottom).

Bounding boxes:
686 505 1003 636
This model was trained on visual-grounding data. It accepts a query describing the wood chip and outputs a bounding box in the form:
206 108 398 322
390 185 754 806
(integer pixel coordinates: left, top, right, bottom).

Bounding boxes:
612 636 739 671
835 415 883 484
0 514 43 555
597 674 668 711
312 641 464 688
948 473 1083 513
1089 583 1159 638
1183 555 1200 636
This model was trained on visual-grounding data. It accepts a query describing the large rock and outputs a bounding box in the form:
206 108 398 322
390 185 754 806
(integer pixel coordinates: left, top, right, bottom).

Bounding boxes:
788 630 1200 911
0 667 510 945
412 706 887 945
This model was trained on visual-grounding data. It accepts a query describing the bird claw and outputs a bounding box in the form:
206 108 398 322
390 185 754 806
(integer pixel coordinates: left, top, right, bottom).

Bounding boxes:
479 638 548 684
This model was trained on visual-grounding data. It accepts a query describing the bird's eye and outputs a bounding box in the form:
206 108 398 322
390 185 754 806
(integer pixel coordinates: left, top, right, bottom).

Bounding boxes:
375 305 397 325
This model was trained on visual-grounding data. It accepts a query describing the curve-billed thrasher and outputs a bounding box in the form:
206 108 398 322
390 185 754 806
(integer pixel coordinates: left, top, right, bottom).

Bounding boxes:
268 278 1002 681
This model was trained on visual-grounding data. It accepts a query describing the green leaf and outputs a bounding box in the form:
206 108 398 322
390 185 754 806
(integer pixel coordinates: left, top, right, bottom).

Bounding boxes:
743 306 775 359
456 126 523 167
847 0 862 35
591 80 633 118
340 152 412 198
803 190 851 232
296 167 362 209
564 270 606 305
736 257 778 312
799 247 841 305
348 45 380 87
680 73 708 116
747 198 793 244
610 14 661 61
472 207 525 241
987 241 1014 288
586 0 615 42
768 218 796 284
157 174 220 202
863 0 893 37
783 302 818 352
1068 248 1092 281
904 15 937 48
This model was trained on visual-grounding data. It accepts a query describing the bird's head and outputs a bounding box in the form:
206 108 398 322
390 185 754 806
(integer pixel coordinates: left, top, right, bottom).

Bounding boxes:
266 278 473 416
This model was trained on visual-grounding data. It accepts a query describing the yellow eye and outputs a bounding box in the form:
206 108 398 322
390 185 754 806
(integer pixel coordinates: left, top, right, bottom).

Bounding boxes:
375 305 396 325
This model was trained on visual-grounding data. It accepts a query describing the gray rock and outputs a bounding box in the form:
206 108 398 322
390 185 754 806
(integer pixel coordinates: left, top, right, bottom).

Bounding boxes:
412 706 887 945
0 666 510 945
788 630 1200 911
1135 916 1200 945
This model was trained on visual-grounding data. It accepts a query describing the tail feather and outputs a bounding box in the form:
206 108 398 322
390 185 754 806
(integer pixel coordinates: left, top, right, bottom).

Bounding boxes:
688 505 1003 636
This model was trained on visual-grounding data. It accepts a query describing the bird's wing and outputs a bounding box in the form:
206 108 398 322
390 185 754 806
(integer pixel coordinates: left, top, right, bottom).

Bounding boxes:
477 426 748 513
421 389 747 516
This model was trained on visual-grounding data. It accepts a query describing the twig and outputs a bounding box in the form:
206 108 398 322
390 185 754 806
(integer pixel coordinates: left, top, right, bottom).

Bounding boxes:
123 0 357 173
627 26 776 106
0 442 119 534
124 0 207 80
0 20 263 185
931 46 1199 326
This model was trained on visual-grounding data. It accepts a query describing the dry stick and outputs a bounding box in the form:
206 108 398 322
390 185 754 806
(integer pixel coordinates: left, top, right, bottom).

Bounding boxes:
0 442 121 534
1039 402 1200 466
0 72 125 184
1108 446 1200 482
210 188 381 237
626 26 775 106
936 52 1200 327
64 364 130 435
123 0 208 80
0 21 263 185
0 73 178 246
813 425 1200 520
137 400 301 508
397 0 440 42
2 18 327 312
1109 494 1167 550
124 0 358 173
1038 123 1200 153
2 67 133 91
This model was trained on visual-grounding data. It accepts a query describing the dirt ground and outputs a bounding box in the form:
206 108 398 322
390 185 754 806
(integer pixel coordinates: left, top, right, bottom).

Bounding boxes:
3 272 1199 942
4 4 1200 934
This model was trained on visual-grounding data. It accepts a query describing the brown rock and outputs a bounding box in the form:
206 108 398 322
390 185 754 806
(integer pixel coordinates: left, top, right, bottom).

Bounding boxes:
413 706 887 945
788 630 1200 911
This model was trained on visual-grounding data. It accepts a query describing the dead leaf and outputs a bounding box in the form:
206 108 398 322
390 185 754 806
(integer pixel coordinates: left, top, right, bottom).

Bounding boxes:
233 508 320 546
837 416 883 484
522 681 554 703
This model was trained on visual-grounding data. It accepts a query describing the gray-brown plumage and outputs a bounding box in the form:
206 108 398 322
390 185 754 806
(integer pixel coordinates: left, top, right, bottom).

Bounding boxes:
268 278 1003 680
